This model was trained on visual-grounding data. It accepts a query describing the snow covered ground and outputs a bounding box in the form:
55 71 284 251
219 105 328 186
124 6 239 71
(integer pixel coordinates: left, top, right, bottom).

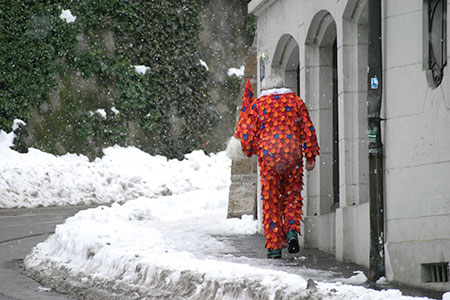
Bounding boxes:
1 129 447 299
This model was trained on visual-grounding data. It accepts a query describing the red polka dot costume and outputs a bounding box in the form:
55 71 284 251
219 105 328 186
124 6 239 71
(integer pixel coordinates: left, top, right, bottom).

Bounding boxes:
234 80 319 251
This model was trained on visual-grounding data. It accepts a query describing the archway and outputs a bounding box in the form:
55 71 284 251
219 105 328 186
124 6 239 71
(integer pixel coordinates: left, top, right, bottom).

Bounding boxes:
305 10 339 219
271 34 300 94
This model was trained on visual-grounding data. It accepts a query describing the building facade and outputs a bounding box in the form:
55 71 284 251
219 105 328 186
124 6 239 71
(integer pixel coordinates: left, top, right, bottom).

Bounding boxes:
247 0 450 291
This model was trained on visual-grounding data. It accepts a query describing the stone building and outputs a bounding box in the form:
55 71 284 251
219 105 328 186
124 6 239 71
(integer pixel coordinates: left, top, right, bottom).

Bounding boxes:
241 0 450 292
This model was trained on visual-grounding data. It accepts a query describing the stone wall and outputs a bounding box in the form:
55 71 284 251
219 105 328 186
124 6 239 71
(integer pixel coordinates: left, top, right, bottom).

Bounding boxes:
23 1 253 159
198 0 254 152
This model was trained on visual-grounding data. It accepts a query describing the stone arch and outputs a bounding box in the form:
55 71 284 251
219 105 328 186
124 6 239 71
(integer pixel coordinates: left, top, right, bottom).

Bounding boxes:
271 34 300 93
343 0 368 23
304 10 339 229
305 10 337 47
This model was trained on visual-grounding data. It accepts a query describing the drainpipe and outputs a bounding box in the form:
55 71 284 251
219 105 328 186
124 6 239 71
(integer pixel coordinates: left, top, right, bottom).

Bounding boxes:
367 0 385 283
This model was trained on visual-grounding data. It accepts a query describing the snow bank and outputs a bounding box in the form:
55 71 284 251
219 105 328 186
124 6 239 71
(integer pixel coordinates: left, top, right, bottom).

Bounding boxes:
25 200 311 299
24 195 434 300
0 130 229 208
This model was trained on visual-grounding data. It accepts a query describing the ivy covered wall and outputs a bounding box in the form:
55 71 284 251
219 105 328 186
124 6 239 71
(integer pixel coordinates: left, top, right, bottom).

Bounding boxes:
0 0 240 159
198 0 254 152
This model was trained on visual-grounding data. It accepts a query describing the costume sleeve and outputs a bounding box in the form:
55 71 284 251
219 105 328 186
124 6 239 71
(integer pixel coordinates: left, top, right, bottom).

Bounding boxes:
234 100 258 157
233 80 258 157
298 99 320 161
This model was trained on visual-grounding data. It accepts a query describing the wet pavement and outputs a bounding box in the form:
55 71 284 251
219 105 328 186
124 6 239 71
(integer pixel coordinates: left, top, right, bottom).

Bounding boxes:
0 206 94 300
218 234 446 300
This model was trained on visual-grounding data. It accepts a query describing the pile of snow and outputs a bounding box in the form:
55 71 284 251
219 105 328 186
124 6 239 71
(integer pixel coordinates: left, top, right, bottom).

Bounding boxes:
340 270 368 285
0 130 228 208
134 65 150 75
90 108 107 118
1 128 437 299
227 65 245 77
60 9 76 23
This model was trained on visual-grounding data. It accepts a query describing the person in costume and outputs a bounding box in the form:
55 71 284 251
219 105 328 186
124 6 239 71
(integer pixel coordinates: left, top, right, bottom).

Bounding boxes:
226 74 319 259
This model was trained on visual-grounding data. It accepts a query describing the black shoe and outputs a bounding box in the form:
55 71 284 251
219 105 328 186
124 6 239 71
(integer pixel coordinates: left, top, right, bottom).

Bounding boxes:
267 248 282 259
287 231 300 254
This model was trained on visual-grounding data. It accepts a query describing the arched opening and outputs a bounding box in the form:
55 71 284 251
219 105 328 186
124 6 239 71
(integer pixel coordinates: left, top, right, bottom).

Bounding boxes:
305 10 339 218
272 34 300 94
301 10 338 252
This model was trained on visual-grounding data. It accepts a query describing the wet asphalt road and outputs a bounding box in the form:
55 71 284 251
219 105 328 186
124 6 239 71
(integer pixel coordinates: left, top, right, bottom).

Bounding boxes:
0 206 95 300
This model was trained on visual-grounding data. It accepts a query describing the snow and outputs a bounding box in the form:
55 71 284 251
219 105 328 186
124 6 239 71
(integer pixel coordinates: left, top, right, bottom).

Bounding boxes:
12 119 26 131
111 106 120 115
0 129 438 299
376 276 390 285
340 271 368 285
199 59 209 70
134 65 150 74
0 130 228 208
227 65 245 77
60 9 76 23
90 108 107 118
443 292 450 300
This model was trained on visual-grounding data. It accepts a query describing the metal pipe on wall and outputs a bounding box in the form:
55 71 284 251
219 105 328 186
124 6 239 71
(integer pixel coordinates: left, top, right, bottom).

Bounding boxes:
367 0 385 283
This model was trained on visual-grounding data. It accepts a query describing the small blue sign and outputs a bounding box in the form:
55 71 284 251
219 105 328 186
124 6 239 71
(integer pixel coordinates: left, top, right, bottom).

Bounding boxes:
371 76 379 89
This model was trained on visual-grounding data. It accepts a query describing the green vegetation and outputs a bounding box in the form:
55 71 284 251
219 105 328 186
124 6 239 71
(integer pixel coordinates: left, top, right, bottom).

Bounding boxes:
0 1 215 159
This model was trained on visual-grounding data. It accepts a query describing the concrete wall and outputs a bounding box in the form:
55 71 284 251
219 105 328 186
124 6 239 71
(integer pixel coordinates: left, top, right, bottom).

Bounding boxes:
383 0 450 291
250 0 450 291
